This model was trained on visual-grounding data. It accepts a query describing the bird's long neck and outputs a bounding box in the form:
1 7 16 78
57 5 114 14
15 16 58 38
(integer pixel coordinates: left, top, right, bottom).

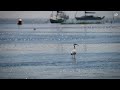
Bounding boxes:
74 45 76 49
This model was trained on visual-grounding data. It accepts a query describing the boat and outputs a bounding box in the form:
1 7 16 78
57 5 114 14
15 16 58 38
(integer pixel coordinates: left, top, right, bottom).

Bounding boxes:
75 11 105 20
50 11 69 23
17 18 23 25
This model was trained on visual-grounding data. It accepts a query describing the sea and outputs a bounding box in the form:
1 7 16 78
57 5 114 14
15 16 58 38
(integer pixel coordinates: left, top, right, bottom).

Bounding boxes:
0 19 120 79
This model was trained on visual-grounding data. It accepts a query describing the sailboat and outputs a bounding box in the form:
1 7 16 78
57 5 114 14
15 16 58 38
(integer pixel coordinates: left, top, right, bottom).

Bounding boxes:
75 11 105 20
50 11 69 23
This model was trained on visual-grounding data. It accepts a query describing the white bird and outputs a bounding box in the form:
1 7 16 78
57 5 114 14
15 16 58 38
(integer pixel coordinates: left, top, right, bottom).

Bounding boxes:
71 44 79 56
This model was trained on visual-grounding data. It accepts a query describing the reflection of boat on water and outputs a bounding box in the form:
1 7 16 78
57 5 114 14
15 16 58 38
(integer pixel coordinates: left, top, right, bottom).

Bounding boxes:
50 11 69 23
75 11 105 20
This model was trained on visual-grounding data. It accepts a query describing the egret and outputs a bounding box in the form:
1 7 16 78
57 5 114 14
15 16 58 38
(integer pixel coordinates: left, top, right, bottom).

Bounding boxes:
71 44 79 58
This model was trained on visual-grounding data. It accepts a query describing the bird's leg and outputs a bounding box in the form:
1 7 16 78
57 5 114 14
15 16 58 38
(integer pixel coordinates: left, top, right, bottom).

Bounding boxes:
73 55 75 59
72 55 73 59
72 55 77 64
73 57 76 64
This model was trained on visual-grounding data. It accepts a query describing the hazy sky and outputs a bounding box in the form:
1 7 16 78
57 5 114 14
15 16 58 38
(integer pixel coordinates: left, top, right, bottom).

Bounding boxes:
0 11 119 18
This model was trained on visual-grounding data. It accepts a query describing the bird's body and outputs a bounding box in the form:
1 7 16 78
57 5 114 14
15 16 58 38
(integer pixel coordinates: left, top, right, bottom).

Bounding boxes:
71 49 76 55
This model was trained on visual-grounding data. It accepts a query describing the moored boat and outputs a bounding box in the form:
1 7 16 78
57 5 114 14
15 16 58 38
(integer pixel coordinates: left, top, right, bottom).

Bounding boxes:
50 11 69 23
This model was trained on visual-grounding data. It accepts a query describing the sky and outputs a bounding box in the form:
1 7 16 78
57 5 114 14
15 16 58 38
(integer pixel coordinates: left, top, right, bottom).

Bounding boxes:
0 11 119 19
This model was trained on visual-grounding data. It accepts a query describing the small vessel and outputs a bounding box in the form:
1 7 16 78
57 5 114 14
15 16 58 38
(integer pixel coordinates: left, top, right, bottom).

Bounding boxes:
17 18 23 25
75 11 105 20
50 11 69 23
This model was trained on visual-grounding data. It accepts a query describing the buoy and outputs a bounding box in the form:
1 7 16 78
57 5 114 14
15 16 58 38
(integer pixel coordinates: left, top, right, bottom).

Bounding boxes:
17 18 23 25
33 28 36 30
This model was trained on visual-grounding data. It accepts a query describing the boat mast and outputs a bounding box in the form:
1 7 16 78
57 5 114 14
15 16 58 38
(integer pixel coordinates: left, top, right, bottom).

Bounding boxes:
57 11 60 16
85 11 96 16
75 11 78 18
85 11 86 16
51 11 53 16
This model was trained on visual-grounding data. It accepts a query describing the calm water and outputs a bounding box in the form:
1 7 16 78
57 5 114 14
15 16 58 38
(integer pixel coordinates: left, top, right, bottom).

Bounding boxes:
0 23 120 79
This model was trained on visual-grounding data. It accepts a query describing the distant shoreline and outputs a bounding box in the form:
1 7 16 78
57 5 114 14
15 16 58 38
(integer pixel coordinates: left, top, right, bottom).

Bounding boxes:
0 18 120 24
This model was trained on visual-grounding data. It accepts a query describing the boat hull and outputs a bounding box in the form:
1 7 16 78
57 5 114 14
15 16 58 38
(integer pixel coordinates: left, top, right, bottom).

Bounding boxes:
50 19 64 23
75 16 105 20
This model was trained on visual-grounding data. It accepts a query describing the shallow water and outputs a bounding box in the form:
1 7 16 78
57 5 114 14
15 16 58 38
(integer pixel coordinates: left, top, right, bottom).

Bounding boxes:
0 23 120 79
